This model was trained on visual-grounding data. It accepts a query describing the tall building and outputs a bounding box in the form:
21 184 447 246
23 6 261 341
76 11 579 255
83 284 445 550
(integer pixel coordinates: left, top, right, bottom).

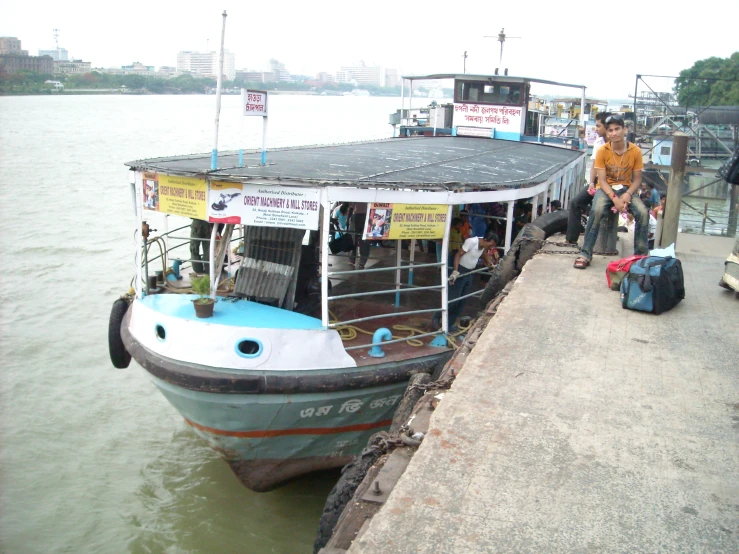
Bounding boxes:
269 59 290 81
177 50 235 80
0 54 54 74
0 38 55 74
0 37 28 56
316 71 334 83
384 68 399 88
338 62 384 87
54 60 91 74
38 48 69 61
121 62 154 75
157 66 178 77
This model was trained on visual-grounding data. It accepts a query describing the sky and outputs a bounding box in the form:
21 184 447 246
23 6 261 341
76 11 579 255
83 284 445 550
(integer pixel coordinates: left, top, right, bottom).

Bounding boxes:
1 0 736 99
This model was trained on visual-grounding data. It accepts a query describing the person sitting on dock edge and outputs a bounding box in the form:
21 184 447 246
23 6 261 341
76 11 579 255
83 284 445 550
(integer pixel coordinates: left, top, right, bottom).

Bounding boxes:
574 115 648 269
565 111 611 245
432 231 499 331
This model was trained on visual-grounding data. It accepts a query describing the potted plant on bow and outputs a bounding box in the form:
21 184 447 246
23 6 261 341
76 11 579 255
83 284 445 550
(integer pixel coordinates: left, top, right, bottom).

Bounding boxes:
191 274 216 318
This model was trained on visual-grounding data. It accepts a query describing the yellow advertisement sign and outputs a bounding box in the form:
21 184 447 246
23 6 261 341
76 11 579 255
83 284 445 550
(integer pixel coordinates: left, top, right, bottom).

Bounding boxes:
156 174 207 219
364 203 447 240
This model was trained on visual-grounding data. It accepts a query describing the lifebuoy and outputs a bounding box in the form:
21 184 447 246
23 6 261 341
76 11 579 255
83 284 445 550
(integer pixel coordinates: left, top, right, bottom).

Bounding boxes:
109 298 132 368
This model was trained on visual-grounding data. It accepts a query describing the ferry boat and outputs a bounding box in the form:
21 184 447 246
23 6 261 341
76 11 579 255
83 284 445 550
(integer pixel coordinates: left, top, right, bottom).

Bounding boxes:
109 73 588 491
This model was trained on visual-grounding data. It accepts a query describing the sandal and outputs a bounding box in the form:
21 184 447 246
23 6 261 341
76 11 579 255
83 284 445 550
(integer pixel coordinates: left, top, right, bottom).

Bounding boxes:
573 257 590 269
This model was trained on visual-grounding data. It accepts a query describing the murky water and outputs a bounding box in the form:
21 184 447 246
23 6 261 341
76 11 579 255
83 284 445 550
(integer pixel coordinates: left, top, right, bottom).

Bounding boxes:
0 93 403 554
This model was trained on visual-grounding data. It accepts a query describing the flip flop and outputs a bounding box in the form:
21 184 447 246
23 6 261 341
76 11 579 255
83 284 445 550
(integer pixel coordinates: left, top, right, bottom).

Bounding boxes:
573 257 590 269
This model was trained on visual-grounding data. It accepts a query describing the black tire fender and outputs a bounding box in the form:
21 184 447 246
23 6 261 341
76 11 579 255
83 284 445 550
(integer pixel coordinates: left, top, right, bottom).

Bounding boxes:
313 432 387 553
531 209 569 236
109 298 132 368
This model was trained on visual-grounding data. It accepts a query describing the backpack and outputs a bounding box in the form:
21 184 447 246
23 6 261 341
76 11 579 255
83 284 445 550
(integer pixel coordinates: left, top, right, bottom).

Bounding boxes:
606 255 647 290
620 256 685 314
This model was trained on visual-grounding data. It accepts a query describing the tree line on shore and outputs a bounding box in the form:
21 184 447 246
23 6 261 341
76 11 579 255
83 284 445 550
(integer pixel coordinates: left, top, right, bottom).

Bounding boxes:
674 52 739 106
0 70 403 96
4 52 735 103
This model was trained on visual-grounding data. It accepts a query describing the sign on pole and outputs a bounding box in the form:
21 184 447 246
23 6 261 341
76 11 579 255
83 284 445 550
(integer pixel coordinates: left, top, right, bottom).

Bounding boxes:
241 89 269 166
243 89 268 116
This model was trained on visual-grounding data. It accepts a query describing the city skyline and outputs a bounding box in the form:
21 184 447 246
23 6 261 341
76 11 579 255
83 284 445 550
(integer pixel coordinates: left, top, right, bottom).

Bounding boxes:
1 0 737 99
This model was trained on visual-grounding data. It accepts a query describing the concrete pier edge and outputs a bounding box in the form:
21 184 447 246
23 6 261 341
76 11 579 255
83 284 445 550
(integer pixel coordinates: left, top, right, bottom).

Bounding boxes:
322 232 738 553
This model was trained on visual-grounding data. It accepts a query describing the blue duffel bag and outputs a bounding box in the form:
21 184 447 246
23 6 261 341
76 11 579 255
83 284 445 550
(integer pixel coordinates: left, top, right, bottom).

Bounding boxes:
620 256 685 314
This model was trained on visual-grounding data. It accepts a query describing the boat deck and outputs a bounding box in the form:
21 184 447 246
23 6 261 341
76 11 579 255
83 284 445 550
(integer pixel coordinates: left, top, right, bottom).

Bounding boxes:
125 137 582 189
155 241 485 367
323 244 486 366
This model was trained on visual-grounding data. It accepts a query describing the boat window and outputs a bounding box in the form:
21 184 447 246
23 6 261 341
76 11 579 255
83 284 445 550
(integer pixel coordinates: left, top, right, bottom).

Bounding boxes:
525 111 540 136
455 81 523 106
236 339 262 357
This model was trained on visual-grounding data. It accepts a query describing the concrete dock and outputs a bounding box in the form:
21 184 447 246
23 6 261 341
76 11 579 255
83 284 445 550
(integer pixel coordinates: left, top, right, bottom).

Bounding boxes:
347 233 739 553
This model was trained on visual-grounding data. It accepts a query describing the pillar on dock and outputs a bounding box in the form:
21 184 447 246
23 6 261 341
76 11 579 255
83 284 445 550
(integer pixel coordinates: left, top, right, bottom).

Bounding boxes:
661 133 688 247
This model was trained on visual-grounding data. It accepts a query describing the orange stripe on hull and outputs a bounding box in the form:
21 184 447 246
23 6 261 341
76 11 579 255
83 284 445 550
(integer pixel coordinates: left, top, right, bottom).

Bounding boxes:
184 417 392 438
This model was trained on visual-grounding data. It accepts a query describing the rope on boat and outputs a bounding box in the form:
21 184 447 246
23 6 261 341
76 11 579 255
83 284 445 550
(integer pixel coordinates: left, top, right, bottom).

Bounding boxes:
328 310 472 349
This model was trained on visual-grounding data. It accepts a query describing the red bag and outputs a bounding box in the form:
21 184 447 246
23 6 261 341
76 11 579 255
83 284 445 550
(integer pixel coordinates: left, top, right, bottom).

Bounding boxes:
606 255 647 290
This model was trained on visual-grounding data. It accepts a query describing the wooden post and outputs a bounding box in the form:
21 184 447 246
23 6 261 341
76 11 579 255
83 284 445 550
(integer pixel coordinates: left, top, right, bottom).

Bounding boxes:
660 133 688 247
701 203 708 234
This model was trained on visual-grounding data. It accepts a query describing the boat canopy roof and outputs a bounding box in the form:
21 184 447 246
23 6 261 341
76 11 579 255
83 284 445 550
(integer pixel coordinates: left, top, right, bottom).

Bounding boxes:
125 137 581 191
400 73 585 91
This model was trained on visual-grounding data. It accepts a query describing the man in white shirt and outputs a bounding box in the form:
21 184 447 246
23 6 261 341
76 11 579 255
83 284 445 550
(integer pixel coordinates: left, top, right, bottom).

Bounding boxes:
432 231 499 331
565 111 611 244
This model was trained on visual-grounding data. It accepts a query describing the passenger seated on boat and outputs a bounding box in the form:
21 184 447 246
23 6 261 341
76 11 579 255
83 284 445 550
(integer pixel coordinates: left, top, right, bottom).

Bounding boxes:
458 210 472 240
432 231 499 332
449 218 464 253
467 203 488 238
446 217 464 267
653 194 666 218
513 202 532 236
189 219 211 275
331 202 349 239
648 182 661 206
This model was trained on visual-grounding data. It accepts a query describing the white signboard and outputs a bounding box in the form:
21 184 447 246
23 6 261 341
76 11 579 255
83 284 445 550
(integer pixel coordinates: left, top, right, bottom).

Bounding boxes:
208 182 320 229
244 185 320 229
243 89 268 116
453 103 523 135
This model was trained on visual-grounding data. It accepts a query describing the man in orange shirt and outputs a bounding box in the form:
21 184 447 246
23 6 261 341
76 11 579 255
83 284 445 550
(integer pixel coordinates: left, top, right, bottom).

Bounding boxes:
574 115 649 268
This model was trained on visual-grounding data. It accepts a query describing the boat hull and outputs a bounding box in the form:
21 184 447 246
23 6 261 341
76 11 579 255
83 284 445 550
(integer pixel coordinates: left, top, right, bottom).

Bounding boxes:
122 314 450 491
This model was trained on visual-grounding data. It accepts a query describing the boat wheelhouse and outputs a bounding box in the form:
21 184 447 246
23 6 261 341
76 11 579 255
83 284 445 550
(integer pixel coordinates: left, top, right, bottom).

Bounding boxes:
110 73 589 491
389 73 596 146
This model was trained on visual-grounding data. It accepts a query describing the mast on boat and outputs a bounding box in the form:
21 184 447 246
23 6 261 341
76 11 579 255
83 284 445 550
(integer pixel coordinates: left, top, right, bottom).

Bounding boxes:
211 10 228 170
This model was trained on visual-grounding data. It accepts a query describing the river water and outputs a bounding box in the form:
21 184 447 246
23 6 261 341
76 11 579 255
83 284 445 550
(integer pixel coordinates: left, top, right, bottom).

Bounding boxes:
0 94 403 554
